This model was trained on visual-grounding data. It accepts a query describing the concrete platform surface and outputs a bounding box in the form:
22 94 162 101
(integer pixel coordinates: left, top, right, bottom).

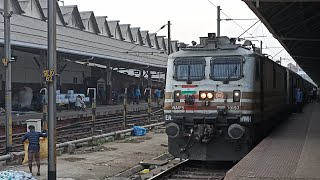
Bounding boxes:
0 129 168 180
225 103 320 180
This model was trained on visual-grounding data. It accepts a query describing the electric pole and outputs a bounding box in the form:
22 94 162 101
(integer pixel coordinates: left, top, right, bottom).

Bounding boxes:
3 0 12 156
217 6 221 37
168 21 171 55
47 0 57 179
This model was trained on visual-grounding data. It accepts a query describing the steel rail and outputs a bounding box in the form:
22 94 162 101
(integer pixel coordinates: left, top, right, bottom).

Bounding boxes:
0 108 163 153
147 159 189 180
0 122 164 161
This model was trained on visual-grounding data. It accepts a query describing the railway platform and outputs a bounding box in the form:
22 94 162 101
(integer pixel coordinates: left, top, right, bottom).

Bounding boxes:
225 103 320 180
0 102 159 125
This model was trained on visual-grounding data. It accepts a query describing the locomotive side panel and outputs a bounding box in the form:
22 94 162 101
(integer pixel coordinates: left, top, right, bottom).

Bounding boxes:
261 57 288 122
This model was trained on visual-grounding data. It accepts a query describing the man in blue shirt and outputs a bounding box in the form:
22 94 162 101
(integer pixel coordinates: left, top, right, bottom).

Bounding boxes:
21 125 47 176
155 89 161 105
295 88 303 113
135 87 141 104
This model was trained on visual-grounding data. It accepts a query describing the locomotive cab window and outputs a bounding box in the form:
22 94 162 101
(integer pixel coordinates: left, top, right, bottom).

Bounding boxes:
210 56 243 81
174 57 206 81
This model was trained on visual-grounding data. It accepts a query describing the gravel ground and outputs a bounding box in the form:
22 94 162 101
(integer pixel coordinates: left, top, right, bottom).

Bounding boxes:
0 128 168 180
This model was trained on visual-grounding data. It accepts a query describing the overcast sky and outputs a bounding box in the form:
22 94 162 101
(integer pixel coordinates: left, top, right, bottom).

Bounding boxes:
62 0 295 66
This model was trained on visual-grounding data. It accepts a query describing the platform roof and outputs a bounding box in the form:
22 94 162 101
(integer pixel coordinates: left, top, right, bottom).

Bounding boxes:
244 0 320 85
0 1 185 71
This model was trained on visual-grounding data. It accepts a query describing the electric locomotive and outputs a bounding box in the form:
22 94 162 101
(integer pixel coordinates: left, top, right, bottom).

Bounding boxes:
164 33 311 161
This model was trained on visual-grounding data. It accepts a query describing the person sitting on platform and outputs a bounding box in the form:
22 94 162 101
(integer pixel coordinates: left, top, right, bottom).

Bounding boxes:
75 95 86 111
0 107 5 115
21 125 47 176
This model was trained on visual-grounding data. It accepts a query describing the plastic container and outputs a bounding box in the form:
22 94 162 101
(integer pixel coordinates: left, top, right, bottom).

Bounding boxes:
84 97 90 102
67 90 74 94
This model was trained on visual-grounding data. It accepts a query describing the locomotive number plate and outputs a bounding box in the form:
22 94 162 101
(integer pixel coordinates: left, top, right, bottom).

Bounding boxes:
228 106 240 110
172 105 184 110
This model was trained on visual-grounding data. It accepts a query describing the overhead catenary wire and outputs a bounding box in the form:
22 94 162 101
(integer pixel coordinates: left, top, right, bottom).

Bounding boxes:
272 49 285 59
207 0 290 61
237 20 260 38
250 22 262 36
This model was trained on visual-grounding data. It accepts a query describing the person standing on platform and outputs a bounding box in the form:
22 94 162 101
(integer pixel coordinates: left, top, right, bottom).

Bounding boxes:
317 88 320 102
128 87 134 104
135 86 141 104
155 88 161 105
21 125 47 176
312 88 317 102
295 88 303 113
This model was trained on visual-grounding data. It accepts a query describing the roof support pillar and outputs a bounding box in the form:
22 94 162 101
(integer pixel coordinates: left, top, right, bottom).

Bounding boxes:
148 68 152 89
106 60 112 105
140 69 144 88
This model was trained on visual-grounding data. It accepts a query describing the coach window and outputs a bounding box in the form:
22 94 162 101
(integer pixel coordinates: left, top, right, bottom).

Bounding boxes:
174 57 206 81
210 56 243 81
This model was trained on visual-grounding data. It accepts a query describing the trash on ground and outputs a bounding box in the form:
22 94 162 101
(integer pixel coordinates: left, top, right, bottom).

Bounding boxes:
0 170 36 180
139 169 150 174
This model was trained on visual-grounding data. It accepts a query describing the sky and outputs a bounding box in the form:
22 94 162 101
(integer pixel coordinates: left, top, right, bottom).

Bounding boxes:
61 0 295 67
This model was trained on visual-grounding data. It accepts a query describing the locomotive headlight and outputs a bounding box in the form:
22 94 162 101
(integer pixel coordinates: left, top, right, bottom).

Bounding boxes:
207 92 214 99
174 90 181 102
200 92 207 99
233 90 241 102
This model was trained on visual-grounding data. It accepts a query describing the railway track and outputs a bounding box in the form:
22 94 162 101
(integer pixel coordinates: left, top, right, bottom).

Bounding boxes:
148 160 233 180
0 107 163 155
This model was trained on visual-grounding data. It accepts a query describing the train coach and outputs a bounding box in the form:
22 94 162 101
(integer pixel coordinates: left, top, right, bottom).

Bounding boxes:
164 33 315 161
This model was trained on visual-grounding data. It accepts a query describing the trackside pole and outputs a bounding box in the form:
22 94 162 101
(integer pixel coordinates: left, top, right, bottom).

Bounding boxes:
87 88 97 136
124 88 128 128
3 0 12 158
47 0 57 179
147 88 152 123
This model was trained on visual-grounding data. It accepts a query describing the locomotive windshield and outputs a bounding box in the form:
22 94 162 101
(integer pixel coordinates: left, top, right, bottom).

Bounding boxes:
210 56 243 81
174 57 205 81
